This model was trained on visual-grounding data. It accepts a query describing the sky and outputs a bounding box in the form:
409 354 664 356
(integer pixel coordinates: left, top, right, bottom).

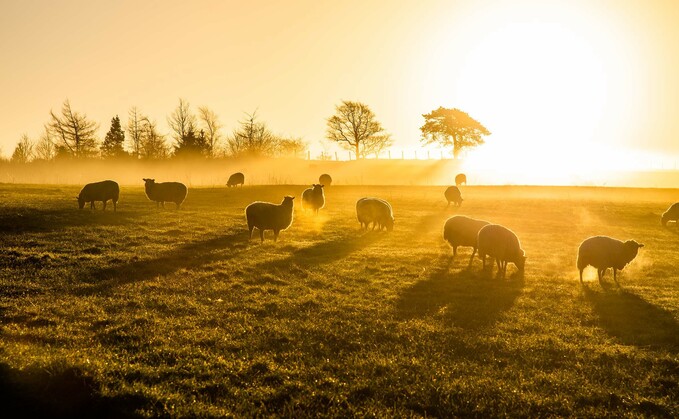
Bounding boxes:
2 0 679 178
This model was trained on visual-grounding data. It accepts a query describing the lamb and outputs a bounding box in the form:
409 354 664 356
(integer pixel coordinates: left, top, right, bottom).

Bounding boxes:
77 180 119 211
443 215 490 267
142 178 188 209
319 173 332 186
301 184 325 214
577 236 644 286
227 172 245 187
455 173 467 186
245 196 295 242
661 202 679 226
356 197 394 231
477 224 526 278
444 186 463 207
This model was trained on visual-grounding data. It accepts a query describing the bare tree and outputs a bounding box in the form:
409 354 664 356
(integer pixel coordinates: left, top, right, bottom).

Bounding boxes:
198 106 222 158
226 111 279 157
48 100 99 158
326 100 392 159
167 98 197 145
127 106 144 158
139 117 169 159
34 125 56 161
11 134 34 163
277 137 307 158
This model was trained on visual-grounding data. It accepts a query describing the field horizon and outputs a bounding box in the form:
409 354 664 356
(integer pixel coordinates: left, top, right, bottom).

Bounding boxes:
1 183 678 417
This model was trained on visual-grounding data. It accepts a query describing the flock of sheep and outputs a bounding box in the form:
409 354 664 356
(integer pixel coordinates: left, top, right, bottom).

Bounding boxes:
76 172 679 287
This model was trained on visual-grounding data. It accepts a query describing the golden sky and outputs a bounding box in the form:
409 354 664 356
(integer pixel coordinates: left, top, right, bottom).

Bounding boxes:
2 0 679 171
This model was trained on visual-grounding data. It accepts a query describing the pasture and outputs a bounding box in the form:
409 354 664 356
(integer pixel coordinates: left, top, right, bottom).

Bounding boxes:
0 183 678 417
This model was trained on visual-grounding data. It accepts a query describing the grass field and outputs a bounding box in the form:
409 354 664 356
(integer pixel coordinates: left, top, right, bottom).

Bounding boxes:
0 183 678 417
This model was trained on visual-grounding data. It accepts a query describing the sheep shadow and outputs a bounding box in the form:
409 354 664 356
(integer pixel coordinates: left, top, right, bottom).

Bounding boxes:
396 256 523 330
664 224 679 236
584 287 679 352
75 230 248 296
0 207 143 235
0 362 145 418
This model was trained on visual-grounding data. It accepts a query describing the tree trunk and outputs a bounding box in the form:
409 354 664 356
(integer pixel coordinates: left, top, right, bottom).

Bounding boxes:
355 143 360 160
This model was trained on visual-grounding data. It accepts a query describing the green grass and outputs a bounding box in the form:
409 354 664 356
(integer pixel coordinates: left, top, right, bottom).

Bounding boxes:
1 183 678 417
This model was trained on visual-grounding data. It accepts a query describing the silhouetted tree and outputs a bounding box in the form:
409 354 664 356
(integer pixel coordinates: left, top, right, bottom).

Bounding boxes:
226 111 278 157
139 117 169 159
101 116 127 158
11 134 33 163
277 137 307 158
168 98 197 147
48 100 99 158
326 100 392 159
174 126 209 158
127 107 144 158
198 106 222 158
34 126 56 161
420 107 490 159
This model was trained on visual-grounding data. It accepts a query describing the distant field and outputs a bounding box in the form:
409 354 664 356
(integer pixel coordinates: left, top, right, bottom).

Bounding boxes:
0 183 678 417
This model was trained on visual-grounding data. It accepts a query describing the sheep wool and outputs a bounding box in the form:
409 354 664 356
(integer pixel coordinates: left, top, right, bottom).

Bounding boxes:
444 186 463 207
143 178 188 209
301 184 325 214
477 224 526 278
356 197 394 231
443 215 490 266
78 180 120 211
661 202 679 226
577 236 644 285
245 196 295 242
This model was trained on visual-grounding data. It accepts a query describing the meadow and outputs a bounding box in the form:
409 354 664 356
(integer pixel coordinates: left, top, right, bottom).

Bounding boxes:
0 183 678 417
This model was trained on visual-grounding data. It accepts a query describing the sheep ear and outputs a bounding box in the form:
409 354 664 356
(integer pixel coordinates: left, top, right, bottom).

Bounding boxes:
638 243 644 248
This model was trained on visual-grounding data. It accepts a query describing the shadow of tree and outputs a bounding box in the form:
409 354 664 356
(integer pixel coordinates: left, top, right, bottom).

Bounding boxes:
0 207 144 234
396 256 523 329
76 230 248 296
0 362 146 418
584 288 679 352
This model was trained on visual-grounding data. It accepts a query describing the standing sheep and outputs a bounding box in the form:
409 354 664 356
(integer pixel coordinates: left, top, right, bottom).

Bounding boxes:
245 196 295 242
577 236 644 286
356 198 394 231
319 174 332 186
455 173 467 186
77 180 119 211
661 202 679 226
477 224 526 278
443 215 490 267
444 186 463 207
301 184 325 214
227 172 245 187
142 178 188 209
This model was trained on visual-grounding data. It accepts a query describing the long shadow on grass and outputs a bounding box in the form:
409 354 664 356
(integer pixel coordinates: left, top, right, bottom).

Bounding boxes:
584 288 679 352
0 207 144 234
75 230 247 296
396 256 523 329
0 362 145 418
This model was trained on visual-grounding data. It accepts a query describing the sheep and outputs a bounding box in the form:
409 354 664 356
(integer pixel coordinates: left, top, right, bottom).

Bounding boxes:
577 236 644 286
455 173 467 186
443 215 490 267
245 196 295 242
77 180 119 211
661 202 679 226
356 197 394 231
444 186 463 207
227 172 245 187
301 184 325 214
142 178 188 209
477 224 526 278
319 173 332 186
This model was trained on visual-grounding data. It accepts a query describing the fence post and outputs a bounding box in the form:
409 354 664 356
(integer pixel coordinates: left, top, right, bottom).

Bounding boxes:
401 150 404 159
427 150 430 159
388 150 391 159
414 150 417 159
307 150 311 160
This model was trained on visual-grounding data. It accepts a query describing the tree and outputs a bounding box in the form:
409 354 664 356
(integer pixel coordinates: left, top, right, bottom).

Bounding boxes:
127 107 144 158
277 137 307 158
139 117 169 159
420 107 490 159
325 100 392 159
167 98 197 144
173 127 209 158
48 100 99 158
198 106 222 158
34 126 56 161
101 115 127 158
226 111 279 157
11 134 33 163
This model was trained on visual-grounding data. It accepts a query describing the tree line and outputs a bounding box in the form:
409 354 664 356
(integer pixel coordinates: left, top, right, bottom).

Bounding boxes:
8 98 490 163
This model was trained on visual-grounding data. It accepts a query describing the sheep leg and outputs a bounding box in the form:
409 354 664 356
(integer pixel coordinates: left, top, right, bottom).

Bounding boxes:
452 246 458 256
248 226 254 239
613 269 619 286
113 201 117 212
103 200 107 211
259 229 264 243
579 269 583 284
482 254 486 269
467 248 476 267
273 230 280 242
90 201 95 210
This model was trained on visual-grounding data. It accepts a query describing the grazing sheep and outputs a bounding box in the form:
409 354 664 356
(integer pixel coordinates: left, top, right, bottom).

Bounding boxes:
455 173 467 186
245 196 295 242
142 178 188 209
444 186 463 207
477 224 526 278
77 180 119 211
227 172 245 187
443 215 490 267
661 202 679 226
319 173 332 186
301 184 325 214
356 197 394 231
577 236 644 286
